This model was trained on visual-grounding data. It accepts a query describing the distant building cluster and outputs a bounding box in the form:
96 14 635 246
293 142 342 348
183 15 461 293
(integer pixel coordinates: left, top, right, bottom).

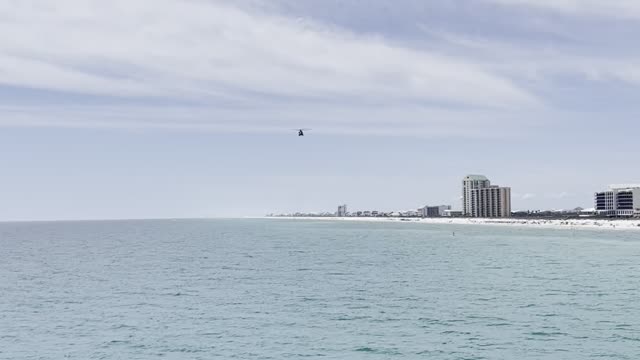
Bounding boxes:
511 208 596 219
269 175 640 219
330 205 456 219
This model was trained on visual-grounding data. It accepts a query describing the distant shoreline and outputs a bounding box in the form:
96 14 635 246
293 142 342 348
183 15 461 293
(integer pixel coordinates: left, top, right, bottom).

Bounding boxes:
265 216 640 231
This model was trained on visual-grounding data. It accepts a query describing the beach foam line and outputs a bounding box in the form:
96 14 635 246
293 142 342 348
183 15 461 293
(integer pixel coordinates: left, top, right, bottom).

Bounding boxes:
264 216 640 231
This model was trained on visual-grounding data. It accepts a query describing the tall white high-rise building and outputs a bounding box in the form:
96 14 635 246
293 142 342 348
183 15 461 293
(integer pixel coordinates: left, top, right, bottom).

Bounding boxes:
462 175 511 218
462 175 490 216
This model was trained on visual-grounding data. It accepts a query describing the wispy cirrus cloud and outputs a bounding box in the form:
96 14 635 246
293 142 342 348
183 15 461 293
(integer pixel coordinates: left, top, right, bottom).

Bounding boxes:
485 0 640 19
428 30 640 88
517 193 537 200
0 0 540 136
545 191 574 199
2 0 640 139
0 103 539 139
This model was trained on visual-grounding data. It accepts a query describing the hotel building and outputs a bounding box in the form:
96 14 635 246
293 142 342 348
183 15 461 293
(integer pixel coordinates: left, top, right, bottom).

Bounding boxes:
336 204 348 217
594 185 640 217
470 186 512 218
463 175 512 218
462 175 491 216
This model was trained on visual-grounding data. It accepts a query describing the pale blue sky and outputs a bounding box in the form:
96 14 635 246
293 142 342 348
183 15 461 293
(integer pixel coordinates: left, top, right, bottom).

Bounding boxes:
1 0 639 220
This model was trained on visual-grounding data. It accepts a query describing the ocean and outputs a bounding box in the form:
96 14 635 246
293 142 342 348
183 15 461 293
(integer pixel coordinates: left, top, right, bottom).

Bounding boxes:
1 219 639 359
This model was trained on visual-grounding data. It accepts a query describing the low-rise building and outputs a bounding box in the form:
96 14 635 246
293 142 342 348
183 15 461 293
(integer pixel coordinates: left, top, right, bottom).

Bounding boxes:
399 210 419 217
419 205 452 217
595 185 640 217
443 210 463 217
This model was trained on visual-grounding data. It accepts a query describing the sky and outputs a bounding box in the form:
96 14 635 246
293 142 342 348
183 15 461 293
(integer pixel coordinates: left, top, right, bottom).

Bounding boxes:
1 0 640 220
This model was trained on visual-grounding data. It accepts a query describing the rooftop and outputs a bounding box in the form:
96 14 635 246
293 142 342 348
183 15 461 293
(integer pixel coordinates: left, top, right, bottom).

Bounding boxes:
609 184 640 190
463 174 489 181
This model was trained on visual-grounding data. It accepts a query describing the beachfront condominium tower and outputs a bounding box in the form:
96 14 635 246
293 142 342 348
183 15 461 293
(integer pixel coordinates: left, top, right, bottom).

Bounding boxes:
462 174 512 218
337 204 348 217
470 186 512 218
462 175 491 216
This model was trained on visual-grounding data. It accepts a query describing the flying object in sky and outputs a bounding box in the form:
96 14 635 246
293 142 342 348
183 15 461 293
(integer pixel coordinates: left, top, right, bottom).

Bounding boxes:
295 129 311 136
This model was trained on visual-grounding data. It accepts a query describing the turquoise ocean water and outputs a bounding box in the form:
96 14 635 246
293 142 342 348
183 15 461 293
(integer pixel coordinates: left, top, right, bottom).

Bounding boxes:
1 219 639 359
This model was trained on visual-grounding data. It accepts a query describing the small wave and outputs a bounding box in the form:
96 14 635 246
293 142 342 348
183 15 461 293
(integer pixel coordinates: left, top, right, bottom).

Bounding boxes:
529 331 569 337
354 347 401 355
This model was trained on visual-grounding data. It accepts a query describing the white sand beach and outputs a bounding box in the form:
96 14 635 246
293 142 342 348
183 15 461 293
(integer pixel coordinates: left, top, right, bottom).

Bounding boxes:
266 216 640 231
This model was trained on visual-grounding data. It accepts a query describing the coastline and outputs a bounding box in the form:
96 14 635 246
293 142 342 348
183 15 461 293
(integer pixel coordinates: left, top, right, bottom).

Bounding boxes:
264 216 640 231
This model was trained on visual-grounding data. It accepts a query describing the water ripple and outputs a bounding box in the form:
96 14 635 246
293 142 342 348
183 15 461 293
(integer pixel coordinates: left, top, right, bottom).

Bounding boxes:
1 219 639 359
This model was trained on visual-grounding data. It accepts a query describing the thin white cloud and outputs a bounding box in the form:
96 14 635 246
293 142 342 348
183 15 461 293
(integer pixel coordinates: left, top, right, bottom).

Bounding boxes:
0 0 535 109
486 0 640 19
7 0 639 138
425 29 640 88
545 191 573 199
512 192 537 200
0 104 538 138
